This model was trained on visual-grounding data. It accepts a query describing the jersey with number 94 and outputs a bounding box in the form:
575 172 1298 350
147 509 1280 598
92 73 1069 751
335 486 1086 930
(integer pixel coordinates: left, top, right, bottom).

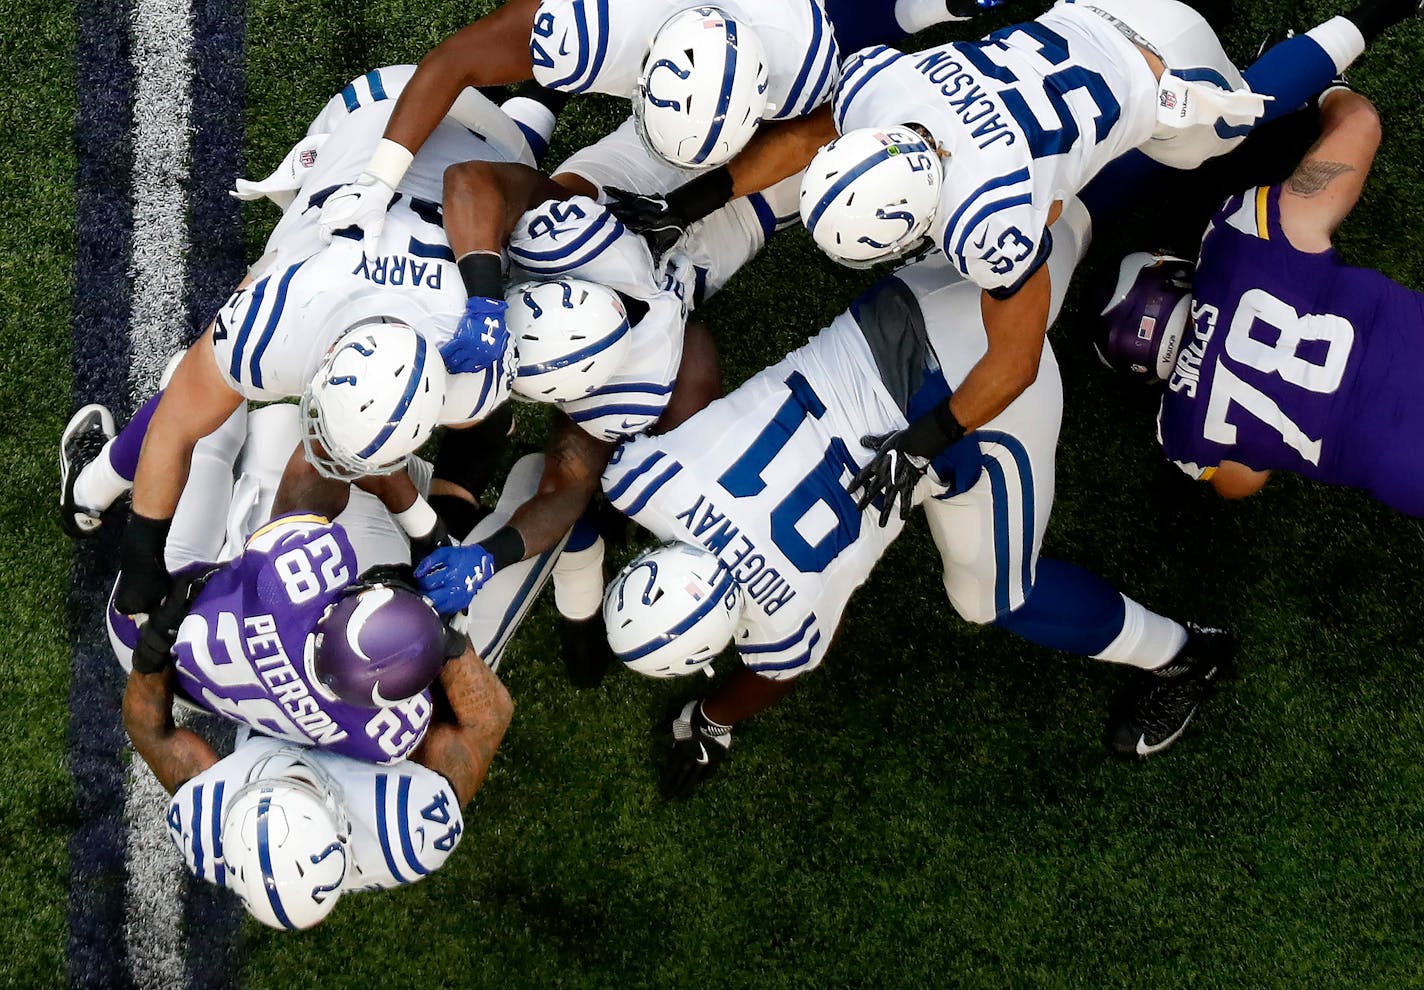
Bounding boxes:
1158 184 1424 515
168 514 433 764
170 734 461 894
833 6 1155 293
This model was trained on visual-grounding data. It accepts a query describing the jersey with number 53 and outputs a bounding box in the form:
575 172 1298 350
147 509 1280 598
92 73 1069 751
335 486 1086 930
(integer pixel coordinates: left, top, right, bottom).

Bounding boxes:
169 734 461 894
1158 184 1424 516
833 5 1155 293
169 514 434 764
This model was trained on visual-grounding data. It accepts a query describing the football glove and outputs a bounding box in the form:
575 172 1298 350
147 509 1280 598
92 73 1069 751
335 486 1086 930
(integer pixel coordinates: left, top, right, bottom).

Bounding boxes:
659 700 733 799
440 296 510 375
115 512 174 618
605 169 731 261
130 566 214 675
415 544 497 616
409 516 455 569
317 173 396 255
848 404 965 526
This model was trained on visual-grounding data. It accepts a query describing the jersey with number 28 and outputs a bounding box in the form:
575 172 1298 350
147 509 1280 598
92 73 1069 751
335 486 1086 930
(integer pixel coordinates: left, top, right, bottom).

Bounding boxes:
172 514 433 765
1158 184 1424 514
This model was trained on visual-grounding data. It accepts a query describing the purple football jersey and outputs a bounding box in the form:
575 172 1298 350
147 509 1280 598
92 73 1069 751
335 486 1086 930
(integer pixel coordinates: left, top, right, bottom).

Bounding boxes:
1158 184 1424 515
170 513 432 764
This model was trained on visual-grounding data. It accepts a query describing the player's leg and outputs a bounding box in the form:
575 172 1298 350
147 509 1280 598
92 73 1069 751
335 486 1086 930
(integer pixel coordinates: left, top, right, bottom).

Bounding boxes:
499 82 570 165
825 0 1010 51
550 510 610 687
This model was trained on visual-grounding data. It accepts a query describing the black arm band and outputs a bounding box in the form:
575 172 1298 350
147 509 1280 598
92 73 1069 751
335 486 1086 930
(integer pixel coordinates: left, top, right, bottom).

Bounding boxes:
667 167 734 224
457 251 504 299
482 525 526 571
901 402 966 459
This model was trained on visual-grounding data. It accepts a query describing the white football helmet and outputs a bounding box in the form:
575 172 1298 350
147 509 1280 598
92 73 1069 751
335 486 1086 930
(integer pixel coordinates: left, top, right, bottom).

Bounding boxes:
221 750 351 931
604 542 743 678
507 279 632 403
633 7 771 170
300 320 447 480
799 126 943 269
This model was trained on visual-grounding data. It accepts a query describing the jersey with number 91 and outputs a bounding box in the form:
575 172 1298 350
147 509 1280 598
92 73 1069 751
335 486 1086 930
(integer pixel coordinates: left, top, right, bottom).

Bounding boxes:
170 514 433 763
1158 184 1424 515
833 7 1154 293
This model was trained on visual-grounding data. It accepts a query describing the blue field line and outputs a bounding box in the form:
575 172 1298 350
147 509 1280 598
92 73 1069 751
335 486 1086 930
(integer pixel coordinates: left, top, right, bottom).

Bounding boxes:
68 0 137 985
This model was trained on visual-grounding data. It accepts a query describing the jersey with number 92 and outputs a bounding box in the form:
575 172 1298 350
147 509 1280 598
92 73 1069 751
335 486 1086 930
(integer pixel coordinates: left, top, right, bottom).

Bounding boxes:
1158 184 1424 515
833 5 1154 293
170 514 433 764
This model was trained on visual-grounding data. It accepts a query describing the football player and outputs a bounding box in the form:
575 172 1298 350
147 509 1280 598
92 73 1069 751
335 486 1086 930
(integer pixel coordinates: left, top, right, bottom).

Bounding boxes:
315 0 1012 250
1104 86 1424 516
601 196 1230 798
89 66 572 627
605 1 1412 518
122 600 512 930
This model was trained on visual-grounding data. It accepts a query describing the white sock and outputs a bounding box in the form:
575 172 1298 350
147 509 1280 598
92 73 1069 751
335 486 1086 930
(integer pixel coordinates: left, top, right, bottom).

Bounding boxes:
896 0 958 34
1306 17 1367 74
500 96 557 148
1093 595 1188 670
72 439 132 512
553 536 605 621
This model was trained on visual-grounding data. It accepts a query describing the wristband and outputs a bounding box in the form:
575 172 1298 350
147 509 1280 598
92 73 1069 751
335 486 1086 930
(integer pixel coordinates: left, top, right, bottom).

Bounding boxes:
667 167 734 224
394 497 439 538
901 403 966 459
457 251 504 300
365 138 415 190
481 525 526 571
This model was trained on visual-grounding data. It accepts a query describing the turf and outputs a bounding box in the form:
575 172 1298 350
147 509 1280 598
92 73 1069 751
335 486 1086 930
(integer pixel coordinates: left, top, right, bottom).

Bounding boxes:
14 0 1424 985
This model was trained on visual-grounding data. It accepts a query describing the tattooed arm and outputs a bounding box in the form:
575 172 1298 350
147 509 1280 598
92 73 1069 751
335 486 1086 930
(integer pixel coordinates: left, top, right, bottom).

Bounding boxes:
122 669 220 794
411 638 514 806
1279 89 1382 252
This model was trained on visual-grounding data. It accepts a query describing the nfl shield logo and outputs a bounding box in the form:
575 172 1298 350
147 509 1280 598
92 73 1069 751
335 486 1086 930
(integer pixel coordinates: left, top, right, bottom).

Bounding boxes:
1159 92 1177 110
299 149 318 168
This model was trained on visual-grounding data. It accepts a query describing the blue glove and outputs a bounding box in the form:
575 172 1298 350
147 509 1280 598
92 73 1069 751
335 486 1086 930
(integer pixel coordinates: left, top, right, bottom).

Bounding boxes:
440 296 510 374
414 544 496 616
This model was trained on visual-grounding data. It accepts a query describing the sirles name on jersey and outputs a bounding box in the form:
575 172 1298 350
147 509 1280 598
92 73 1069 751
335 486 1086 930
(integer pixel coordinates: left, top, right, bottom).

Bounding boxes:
169 736 461 894
530 0 838 122
834 7 1152 292
172 515 433 766
508 196 688 441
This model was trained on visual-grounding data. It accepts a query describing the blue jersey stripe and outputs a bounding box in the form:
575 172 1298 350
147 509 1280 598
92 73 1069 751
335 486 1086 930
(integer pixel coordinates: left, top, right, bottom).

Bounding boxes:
738 614 815 654
211 780 226 887
977 431 1036 604
584 0 611 94
545 0 593 91
340 82 359 112
616 561 736 663
748 192 777 239
256 793 298 929
247 260 305 389
395 777 431 877
408 236 455 261
374 775 408 884
940 168 1030 261
687 20 739 166
190 784 205 879
620 460 681 517
797 19 839 118
744 630 821 672
983 457 1012 615
227 274 270 383
366 68 387 102
834 47 903 131
479 539 559 663
951 192 1034 271
605 449 665 503
358 334 427 459
780 4 826 121
509 209 624 265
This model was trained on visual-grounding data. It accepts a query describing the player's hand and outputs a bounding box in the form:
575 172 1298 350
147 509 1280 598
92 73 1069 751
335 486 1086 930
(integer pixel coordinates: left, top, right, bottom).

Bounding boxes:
414 544 497 616
440 296 510 375
131 567 212 674
409 516 455 568
116 513 174 617
848 431 930 526
659 700 733 799
604 187 691 260
317 173 396 255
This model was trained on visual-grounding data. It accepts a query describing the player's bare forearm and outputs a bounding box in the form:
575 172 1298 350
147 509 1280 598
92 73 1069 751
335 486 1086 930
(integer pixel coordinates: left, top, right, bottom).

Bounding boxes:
1280 90 1380 250
949 271 1051 431
727 104 837 199
122 670 219 794
505 413 613 556
416 642 513 804
273 443 350 518
701 669 797 725
131 331 245 519
382 0 542 156
443 160 573 257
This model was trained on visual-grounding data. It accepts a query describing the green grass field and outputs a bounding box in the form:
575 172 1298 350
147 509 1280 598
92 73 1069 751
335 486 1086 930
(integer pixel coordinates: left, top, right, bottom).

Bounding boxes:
7 0 1424 986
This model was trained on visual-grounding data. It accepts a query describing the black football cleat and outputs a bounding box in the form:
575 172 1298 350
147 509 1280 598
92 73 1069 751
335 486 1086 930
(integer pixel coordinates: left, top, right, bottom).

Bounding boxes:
559 613 614 689
1105 623 1236 758
60 404 116 540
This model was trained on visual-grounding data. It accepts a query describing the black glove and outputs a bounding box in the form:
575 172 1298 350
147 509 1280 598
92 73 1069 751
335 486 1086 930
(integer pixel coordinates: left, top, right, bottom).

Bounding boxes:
116 513 174 616
130 566 214 674
605 168 732 261
847 404 966 527
659 700 733 799
409 516 454 567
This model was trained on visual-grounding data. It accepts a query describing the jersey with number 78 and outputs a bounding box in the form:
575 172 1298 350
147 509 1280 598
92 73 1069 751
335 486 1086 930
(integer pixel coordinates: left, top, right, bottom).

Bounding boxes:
166 514 434 763
1157 184 1424 516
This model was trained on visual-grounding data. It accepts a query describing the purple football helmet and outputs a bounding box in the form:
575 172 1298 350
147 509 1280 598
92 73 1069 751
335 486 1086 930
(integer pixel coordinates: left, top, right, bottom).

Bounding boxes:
1096 251 1196 382
310 584 447 708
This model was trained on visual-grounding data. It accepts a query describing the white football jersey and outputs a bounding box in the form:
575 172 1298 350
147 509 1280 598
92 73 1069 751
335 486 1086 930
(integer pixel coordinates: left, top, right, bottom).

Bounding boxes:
530 0 838 122
210 93 519 422
603 315 907 678
169 735 462 895
833 3 1154 292
508 196 689 441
